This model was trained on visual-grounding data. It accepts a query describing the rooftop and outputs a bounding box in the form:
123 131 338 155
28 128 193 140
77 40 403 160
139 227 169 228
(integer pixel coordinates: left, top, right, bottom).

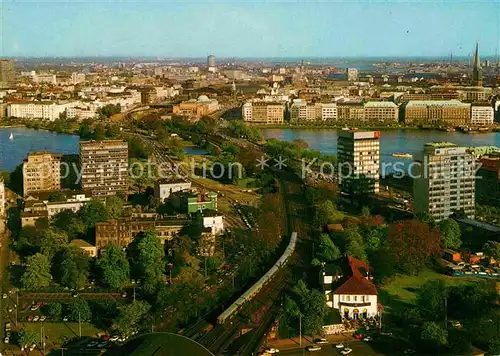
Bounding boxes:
424 142 457 148
364 101 397 108
406 100 470 107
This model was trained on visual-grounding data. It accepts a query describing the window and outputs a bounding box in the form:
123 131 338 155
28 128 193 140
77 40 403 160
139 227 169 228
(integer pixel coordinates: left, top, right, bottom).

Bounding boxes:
354 296 357 301
346 296 350 302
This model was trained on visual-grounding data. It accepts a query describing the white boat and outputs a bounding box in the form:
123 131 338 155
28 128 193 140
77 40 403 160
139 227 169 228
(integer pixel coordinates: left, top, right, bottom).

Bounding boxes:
9 133 13 140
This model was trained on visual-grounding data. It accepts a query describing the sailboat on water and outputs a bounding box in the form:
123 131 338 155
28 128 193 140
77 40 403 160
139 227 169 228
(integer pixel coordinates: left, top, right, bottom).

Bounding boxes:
9 132 14 140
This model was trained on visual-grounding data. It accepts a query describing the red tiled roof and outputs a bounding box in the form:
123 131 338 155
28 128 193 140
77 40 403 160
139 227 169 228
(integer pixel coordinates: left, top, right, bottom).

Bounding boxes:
333 255 378 295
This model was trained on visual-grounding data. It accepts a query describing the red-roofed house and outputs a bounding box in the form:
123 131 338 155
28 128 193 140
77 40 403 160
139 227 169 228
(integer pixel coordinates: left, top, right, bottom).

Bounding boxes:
321 255 379 320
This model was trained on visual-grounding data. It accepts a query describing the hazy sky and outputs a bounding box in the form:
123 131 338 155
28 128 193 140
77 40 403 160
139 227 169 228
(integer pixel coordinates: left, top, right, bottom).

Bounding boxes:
2 0 499 58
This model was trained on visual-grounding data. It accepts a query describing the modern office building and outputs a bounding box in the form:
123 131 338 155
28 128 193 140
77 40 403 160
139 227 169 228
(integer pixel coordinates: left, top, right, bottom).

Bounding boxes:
0 59 15 87
22 152 62 196
413 142 475 221
80 140 129 197
242 101 285 124
364 101 399 122
337 131 380 194
470 105 494 126
404 100 471 125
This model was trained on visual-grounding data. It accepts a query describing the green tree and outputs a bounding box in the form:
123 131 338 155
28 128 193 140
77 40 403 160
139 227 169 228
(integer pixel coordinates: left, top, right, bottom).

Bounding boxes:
129 231 165 292
483 240 500 260
44 302 62 319
416 280 447 321
79 200 109 230
21 253 52 289
438 219 462 249
52 210 84 240
53 247 90 289
96 244 130 290
112 300 151 336
316 234 341 262
39 228 69 259
342 228 367 261
18 330 38 349
302 289 328 336
105 196 125 219
67 299 92 322
420 321 448 351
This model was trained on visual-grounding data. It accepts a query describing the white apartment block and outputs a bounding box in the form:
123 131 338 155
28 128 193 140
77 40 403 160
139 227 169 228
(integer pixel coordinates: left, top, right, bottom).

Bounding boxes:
471 106 494 126
203 215 224 235
413 143 475 222
242 101 285 124
290 100 337 121
35 74 57 85
364 101 399 122
154 180 192 201
338 131 380 194
8 102 75 121
71 72 86 84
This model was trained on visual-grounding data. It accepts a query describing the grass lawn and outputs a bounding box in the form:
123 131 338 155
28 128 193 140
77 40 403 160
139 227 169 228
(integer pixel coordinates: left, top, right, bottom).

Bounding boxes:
379 268 476 315
21 322 103 346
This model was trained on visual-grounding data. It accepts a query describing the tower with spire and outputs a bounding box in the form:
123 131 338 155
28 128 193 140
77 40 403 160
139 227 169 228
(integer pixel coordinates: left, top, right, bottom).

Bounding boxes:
472 42 483 86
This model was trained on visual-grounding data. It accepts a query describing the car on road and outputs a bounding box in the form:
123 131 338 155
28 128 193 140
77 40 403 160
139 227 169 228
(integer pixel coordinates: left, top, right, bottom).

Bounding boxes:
363 336 372 342
2 294 7 299
33 316 40 322
307 345 322 352
264 348 279 354
336 343 345 349
315 338 328 344
341 348 353 355
4 337 9 344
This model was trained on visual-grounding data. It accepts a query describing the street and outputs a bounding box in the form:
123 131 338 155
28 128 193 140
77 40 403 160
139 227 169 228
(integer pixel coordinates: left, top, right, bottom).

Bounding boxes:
272 341 385 356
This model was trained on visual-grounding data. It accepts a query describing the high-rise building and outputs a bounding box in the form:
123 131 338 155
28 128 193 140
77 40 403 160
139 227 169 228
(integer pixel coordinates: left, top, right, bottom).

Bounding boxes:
413 143 475 222
337 131 380 194
207 55 216 69
0 59 15 87
472 42 483 87
346 68 359 82
22 152 62 196
80 140 129 197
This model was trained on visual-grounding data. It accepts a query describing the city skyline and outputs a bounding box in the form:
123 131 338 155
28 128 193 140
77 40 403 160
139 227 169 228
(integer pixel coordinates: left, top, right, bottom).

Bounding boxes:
2 1 500 58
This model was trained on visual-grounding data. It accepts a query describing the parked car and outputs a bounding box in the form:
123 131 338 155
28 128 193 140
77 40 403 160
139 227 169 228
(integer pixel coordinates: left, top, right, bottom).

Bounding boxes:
7 307 13 313
341 348 353 355
33 316 40 322
3 337 9 344
264 348 279 354
121 292 127 298
109 336 119 342
336 343 345 349
307 345 322 352
27 316 33 322
63 316 69 322
2 294 7 299
363 336 372 342
5 322 11 331
30 304 39 311
315 338 328 344
40 316 47 322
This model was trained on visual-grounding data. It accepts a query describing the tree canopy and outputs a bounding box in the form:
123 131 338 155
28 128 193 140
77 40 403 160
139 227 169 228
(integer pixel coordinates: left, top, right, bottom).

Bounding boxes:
21 253 52 289
96 244 130 290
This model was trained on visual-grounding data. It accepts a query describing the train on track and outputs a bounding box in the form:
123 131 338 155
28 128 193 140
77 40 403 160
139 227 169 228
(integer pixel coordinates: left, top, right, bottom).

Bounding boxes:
217 232 297 324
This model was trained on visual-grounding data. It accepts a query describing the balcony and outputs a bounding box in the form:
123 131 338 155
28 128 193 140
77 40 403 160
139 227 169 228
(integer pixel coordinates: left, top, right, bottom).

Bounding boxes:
339 301 372 308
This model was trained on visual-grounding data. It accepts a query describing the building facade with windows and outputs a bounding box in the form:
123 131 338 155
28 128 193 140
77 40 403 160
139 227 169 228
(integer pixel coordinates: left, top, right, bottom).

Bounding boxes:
22 152 61 196
338 131 380 194
321 256 379 320
154 180 192 201
413 143 475 221
470 106 494 126
242 101 285 124
404 100 471 125
363 101 398 122
80 140 129 197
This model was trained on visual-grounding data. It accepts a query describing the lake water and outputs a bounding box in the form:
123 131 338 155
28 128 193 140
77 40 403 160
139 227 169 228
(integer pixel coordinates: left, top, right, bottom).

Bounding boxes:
260 128 500 172
0 127 79 171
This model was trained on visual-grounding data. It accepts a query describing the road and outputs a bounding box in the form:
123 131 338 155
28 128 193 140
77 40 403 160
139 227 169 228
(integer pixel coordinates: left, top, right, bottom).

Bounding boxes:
275 341 384 356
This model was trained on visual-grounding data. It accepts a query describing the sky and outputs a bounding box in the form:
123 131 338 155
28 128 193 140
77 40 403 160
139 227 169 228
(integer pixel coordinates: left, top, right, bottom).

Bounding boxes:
1 0 499 58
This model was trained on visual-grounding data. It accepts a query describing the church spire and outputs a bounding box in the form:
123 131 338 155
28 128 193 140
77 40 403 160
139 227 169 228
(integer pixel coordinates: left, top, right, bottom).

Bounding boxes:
472 41 483 86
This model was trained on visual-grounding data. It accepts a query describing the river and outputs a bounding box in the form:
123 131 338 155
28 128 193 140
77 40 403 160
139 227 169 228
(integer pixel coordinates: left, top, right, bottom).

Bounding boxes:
260 128 500 172
0 127 79 172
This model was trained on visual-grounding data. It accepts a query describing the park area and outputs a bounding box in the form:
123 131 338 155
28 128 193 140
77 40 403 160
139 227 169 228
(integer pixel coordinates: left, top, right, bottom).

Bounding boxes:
379 268 476 316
